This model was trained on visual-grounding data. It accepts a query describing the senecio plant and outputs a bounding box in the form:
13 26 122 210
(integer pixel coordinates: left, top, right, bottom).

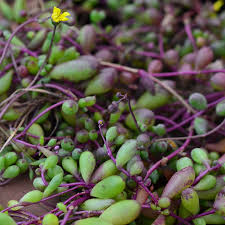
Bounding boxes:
1 0 225 225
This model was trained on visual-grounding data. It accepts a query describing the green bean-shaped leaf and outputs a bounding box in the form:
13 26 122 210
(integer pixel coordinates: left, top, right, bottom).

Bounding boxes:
2 165 20 179
0 70 13 95
128 160 144 176
28 29 47 50
20 190 43 203
74 217 113 225
36 103 51 124
42 213 59 225
62 157 78 176
213 187 225 216
193 218 206 225
3 107 23 121
0 157 5 172
43 173 63 197
152 215 166 225
80 151 96 183
197 175 225 200
47 165 64 180
125 109 155 131
49 57 98 82
181 188 199 215
27 123 44 145
193 175 217 191
81 198 115 211
33 177 45 191
91 160 118 183
44 155 58 170
136 91 171 110
0 213 16 225
116 139 137 168
161 166 195 199
176 157 193 171
91 175 125 199
106 126 118 142
202 209 225 224
5 152 18 167
0 0 14 20
85 68 118 95
99 200 141 225
194 117 208 135
191 148 209 164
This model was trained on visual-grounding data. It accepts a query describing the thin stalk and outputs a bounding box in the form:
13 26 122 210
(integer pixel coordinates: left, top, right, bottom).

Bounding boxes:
167 96 225 132
169 211 191 225
158 32 164 57
9 46 20 81
127 98 141 132
27 24 57 88
40 167 48 186
144 126 193 181
187 209 216 221
184 18 197 52
0 18 38 66
60 208 73 225
15 100 66 139
1 186 83 213
192 163 222 185
140 70 196 114
98 122 158 203
99 61 196 114
156 118 225 142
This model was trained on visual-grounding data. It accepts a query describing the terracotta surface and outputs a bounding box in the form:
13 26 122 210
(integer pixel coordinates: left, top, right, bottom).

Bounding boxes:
0 174 58 216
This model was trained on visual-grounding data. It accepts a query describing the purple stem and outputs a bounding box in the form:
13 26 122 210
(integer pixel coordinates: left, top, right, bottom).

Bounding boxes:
1 186 82 213
0 18 38 66
152 68 225 77
155 115 188 135
167 96 225 132
59 182 86 187
40 167 48 186
0 178 13 186
64 191 90 205
54 192 90 218
51 82 104 111
184 20 197 52
169 211 191 225
74 210 102 215
186 209 216 221
0 59 21 78
205 92 224 101
60 208 73 225
13 139 40 149
128 98 141 132
63 36 83 54
144 126 193 181
0 83 75 121
98 123 158 203
20 48 37 57
169 108 186 121
0 41 37 57
135 50 161 59
15 100 66 139
192 163 222 186
18 210 39 219
158 33 164 57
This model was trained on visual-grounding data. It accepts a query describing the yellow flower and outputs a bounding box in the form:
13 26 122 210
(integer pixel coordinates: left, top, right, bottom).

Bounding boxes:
51 6 70 23
213 0 224 12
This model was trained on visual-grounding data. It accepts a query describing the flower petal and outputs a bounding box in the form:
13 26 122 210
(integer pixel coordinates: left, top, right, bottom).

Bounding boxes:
51 6 62 23
61 12 71 17
59 12 71 22
53 6 61 17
